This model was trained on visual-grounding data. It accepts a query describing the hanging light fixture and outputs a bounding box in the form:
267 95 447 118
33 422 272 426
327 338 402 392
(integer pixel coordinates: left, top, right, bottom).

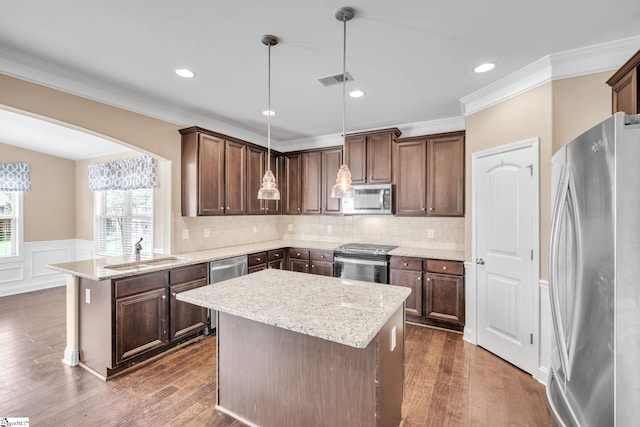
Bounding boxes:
330 6 356 199
257 34 281 201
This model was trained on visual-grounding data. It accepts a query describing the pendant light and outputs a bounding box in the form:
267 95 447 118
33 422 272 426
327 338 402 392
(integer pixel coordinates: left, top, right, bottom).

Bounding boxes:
257 34 281 200
330 6 356 199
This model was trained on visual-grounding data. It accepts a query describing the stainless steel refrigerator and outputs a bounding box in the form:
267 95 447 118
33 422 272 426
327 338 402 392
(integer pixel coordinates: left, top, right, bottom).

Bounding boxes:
548 112 640 426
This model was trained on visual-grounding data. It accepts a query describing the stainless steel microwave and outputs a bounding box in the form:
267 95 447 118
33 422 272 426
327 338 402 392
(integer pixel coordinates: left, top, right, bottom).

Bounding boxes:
341 184 393 215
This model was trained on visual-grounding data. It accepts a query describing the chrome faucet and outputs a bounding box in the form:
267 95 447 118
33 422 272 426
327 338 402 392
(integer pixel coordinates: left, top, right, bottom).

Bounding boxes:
134 238 143 261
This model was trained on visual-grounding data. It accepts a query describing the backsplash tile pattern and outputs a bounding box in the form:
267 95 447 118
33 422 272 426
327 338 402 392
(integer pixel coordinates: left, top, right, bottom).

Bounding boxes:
174 214 464 253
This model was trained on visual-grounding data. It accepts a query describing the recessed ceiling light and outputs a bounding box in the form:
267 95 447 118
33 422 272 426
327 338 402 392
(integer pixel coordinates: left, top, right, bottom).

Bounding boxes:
262 110 275 116
474 63 496 73
349 90 365 98
175 68 196 78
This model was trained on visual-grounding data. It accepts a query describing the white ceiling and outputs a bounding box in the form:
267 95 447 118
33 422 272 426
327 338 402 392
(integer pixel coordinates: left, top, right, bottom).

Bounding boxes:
1 1 640 159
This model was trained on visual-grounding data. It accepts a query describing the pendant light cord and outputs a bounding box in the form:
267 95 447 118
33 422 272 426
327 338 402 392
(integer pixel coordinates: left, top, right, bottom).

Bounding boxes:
267 42 272 173
342 15 347 147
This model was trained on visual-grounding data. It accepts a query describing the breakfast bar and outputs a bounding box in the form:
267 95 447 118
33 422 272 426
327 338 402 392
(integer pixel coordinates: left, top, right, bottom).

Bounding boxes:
177 268 411 427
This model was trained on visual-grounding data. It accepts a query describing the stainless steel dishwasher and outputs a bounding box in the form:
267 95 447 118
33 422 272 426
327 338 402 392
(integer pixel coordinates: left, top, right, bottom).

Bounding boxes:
206 255 247 335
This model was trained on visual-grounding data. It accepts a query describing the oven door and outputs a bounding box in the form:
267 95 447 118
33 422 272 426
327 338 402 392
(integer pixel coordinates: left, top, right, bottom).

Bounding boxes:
333 256 389 284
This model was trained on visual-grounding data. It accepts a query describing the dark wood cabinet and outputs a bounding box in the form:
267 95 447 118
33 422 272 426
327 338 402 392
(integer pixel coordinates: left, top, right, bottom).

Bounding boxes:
80 263 208 378
424 260 465 328
321 148 342 214
310 250 334 277
302 151 322 214
249 249 286 272
345 128 400 184
607 49 640 115
284 153 302 215
394 131 464 217
288 248 310 273
182 132 225 216
389 256 423 317
224 140 246 215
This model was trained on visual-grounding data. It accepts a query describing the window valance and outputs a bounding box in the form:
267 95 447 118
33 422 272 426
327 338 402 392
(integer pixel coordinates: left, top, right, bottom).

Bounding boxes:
89 155 158 191
0 162 31 192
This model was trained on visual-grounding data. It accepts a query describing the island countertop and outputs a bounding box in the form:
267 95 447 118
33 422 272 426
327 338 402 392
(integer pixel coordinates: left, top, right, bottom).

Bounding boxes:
176 268 411 349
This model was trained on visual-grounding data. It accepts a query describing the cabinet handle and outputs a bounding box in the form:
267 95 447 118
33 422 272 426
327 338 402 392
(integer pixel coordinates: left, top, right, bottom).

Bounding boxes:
296 253 301 257
369 176 372 180
256 257 261 262
427 278 431 282
306 264 309 268
417 276 421 281
172 292 177 296
227 206 230 209
442 266 447 270
421 207 426 211
162 295 166 300
298 207 301 211
429 207 434 211
220 207 224 210
403 262 408 266
275 254 279 257
320 255 324 259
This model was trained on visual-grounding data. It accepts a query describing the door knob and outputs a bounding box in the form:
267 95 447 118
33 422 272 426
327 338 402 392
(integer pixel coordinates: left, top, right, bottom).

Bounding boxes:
476 258 485 265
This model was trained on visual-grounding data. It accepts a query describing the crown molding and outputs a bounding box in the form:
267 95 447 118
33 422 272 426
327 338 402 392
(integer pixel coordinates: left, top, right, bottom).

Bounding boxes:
273 116 465 152
460 35 640 116
0 45 268 146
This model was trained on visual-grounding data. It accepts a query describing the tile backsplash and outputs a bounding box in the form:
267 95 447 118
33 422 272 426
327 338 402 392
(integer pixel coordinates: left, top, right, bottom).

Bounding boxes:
174 214 464 253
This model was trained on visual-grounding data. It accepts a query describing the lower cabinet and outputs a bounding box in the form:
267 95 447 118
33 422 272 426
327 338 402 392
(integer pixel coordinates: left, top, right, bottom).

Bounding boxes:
80 263 208 379
248 249 286 273
389 256 464 331
309 250 333 277
288 248 310 273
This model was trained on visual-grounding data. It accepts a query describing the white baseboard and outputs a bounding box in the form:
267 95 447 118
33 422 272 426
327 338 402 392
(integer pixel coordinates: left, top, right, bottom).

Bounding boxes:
0 239 94 297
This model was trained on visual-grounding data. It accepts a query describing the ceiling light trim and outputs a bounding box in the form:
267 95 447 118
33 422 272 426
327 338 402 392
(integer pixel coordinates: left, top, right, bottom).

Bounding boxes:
460 35 640 116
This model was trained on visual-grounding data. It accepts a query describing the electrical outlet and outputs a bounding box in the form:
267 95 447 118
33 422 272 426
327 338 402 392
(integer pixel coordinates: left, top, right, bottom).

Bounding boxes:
427 229 434 239
182 229 189 239
204 228 210 238
288 224 293 232
85 289 91 304
327 225 332 234
253 226 258 233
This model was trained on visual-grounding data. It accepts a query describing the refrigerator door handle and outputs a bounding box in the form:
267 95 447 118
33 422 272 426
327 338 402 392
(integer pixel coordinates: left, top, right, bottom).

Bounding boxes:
549 165 572 383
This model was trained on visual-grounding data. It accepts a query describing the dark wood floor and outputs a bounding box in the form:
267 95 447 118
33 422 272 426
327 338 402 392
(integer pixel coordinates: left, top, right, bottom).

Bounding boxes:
0 286 551 426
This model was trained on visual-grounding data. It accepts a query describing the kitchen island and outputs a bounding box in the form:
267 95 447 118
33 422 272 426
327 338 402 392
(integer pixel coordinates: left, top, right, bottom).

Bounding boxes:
177 268 411 427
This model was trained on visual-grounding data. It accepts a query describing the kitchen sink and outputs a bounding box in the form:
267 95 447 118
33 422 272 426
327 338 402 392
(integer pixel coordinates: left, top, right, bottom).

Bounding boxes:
104 256 185 271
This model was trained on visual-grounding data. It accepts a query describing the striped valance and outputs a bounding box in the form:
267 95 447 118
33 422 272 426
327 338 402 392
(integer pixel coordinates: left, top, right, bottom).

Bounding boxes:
0 162 31 192
89 155 158 191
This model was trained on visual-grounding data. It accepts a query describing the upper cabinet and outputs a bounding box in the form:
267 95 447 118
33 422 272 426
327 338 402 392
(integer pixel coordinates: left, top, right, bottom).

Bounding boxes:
394 131 465 217
180 127 282 216
607 49 640 115
284 153 302 215
345 128 401 184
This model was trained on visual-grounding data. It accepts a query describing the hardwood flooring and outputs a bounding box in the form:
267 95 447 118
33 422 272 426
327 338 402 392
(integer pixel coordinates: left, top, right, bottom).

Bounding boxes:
0 287 551 426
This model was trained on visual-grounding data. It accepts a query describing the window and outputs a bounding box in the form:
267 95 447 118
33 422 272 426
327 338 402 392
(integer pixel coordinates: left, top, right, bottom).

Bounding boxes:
95 188 153 257
0 191 21 259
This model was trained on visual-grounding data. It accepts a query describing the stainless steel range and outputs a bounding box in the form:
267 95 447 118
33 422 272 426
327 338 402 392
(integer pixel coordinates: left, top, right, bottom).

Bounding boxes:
333 243 398 284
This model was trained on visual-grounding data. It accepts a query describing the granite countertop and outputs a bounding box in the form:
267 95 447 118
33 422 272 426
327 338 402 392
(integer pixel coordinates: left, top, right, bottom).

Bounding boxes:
47 239 465 281
176 268 411 349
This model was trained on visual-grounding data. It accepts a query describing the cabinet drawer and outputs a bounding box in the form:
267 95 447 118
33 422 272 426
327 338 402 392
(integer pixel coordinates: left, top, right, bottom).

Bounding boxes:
425 260 463 275
115 271 169 299
248 252 268 267
169 263 207 285
310 250 333 262
390 256 422 271
268 249 285 262
288 248 310 260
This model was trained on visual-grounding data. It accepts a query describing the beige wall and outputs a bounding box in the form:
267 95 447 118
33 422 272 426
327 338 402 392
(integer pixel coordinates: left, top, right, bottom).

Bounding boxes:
465 72 613 280
0 74 183 216
0 141 76 242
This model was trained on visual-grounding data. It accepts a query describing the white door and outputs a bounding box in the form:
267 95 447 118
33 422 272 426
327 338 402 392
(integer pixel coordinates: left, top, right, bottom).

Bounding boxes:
474 141 538 374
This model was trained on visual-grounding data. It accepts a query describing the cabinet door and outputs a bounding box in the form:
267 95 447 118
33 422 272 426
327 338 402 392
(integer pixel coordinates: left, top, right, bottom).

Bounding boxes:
390 269 423 316
310 261 334 277
302 151 322 214
225 140 247 214
198 134 225 216
170 279 207 341
246 146 266 215
345 135 367 184
427 134 464 216
115 287 168 364
367 133 393 183
322 148 342 214
289 259 309 273
424 272 464 326
611 67 637 115
394 140 427 216
268 260 283 270
284 154 302 214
